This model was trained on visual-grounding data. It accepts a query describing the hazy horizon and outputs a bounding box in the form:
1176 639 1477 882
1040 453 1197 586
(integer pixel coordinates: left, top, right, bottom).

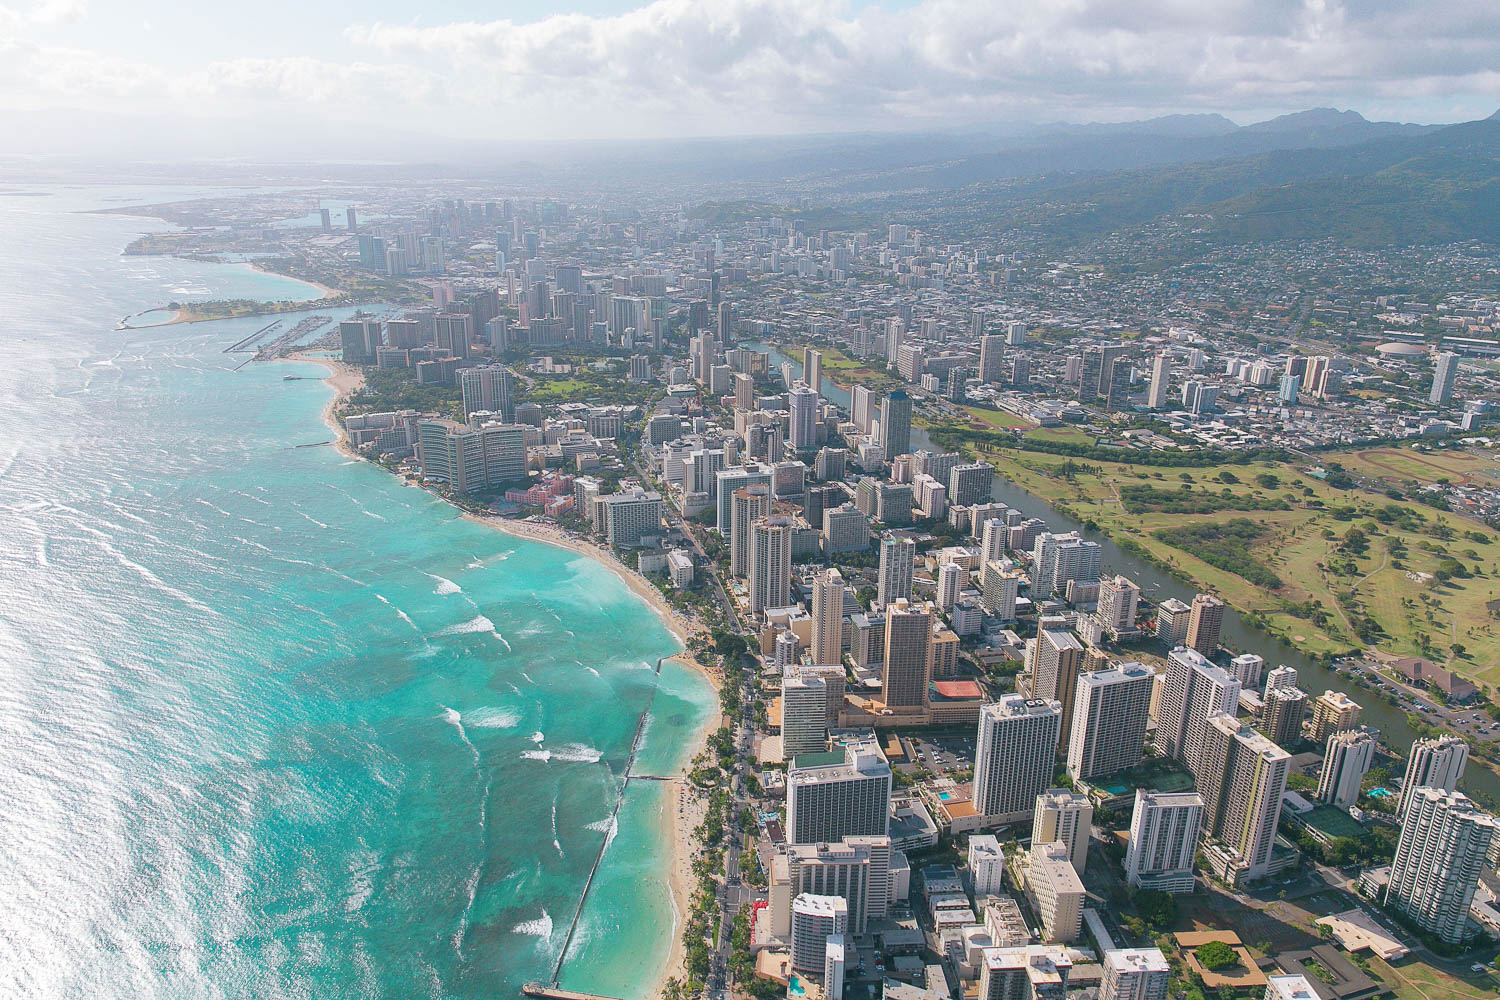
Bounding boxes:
1 0 1497 159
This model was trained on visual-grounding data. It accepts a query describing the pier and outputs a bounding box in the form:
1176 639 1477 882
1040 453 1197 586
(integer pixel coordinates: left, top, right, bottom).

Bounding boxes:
521 984 625 1000
545 654 672 988
224 319 282 354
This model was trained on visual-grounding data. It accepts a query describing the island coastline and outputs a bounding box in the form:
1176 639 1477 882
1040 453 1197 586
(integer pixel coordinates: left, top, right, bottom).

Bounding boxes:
293 349 719 996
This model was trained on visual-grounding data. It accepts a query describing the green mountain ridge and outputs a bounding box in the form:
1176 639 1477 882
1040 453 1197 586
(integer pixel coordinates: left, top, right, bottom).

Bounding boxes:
908 117 1500 247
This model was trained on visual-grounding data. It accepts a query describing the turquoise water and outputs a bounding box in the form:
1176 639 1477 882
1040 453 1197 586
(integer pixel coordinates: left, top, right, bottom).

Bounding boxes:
0 186 714 998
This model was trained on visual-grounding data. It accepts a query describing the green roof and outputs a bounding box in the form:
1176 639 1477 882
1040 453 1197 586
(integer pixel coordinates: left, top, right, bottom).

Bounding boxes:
1302 805 1367 841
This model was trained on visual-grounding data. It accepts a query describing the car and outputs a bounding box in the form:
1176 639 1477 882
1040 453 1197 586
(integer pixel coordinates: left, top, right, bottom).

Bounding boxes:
1472 964 1487 973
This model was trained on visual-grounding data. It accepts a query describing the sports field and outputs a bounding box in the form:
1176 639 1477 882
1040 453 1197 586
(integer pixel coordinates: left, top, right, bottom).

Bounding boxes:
1340 446 1500 487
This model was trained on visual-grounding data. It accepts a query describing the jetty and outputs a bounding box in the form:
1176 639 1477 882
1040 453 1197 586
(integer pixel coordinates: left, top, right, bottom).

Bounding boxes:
521 985 625 1000
224 319 282 354
544 654 672 989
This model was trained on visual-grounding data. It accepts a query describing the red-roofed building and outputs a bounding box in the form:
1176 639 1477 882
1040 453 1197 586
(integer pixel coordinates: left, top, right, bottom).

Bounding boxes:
929 679 985 726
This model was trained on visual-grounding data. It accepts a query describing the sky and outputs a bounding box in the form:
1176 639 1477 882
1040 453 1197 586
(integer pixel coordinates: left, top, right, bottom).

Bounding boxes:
1 0 1497 158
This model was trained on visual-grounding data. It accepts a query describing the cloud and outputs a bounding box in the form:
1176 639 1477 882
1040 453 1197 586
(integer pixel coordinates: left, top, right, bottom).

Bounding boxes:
0 0 1496 150
335 0 1500 129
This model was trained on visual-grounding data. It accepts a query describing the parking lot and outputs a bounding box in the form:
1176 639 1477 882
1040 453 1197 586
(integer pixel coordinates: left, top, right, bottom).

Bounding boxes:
900 729 977 778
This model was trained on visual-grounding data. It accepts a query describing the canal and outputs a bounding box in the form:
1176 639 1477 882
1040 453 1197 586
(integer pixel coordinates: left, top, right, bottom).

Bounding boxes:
747 340 1499 802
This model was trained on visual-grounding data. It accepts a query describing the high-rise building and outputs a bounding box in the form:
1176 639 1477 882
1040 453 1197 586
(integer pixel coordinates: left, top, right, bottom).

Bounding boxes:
937 563 964 611
715 464 772 531
1068 662 1154 780
1304 356 1332 398
1026 841 1086 942
980 334 1007 384
882 599 933 710
981 561 1020 620
1029 628 1084 746
1031 532 1102 597
1101 949 1170 1000
948 462 994 507
780 836 893 936
733 372 756 412
459 364 515 420
790 894 848 973
822 505 870 554
1079 344 1126 405
1278 373 1301 405
598 490 665 549
877 536 916 607
786 740 892 845
417 420 527 493
1185 594 1224 657
1318 729 1376 810
1154 598 1191 647
801 665 846 727
1229 653 1265 691
434 312 473 360
1195 714 1290 884
1310 690 1362 744
1033 789 1093 876
1007 321 1028 346
1098 953 1164 1000
980 946 1071 1000
1096 576 1142 636
975 695 1063 822
1398 734 1471 820
812 568 846 667
1430 351 1459 405
1265 664 1298 693
1155 647 1241 768
338 318 382 365
969 835 1006 895
789 382 821 452
1386 788 1497 944
749 515 795 616
803 348 823 391
729 484 772 576
1125 789 1203 893
852 385 876 434
878 390 912 458
1147 354 1171 410
1260 686 1307 748
783 672 830 757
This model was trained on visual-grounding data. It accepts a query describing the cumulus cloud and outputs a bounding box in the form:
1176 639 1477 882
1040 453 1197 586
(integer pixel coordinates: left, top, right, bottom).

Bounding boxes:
0 0 1495 150
337 0 1500 127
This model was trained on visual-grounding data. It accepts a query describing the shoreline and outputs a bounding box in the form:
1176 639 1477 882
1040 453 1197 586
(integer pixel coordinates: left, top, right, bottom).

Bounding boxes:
296 353 720 995
282 351 365 457
248 260 341 301
118 263 343 330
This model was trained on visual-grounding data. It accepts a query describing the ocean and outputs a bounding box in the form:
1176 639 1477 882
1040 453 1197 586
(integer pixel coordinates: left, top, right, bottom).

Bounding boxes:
0 185 715 998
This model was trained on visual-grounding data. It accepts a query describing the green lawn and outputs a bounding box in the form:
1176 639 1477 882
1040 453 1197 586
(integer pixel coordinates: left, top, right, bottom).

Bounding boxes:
1370 955 1500 1000
964 406 1032 430
978 449 1500 677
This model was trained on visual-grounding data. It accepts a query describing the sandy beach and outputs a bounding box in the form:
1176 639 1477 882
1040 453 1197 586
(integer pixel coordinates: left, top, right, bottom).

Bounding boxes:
248 261 343 301
298 355 720 993
467 512 710 651
464 516 721 996
286 351 365 456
